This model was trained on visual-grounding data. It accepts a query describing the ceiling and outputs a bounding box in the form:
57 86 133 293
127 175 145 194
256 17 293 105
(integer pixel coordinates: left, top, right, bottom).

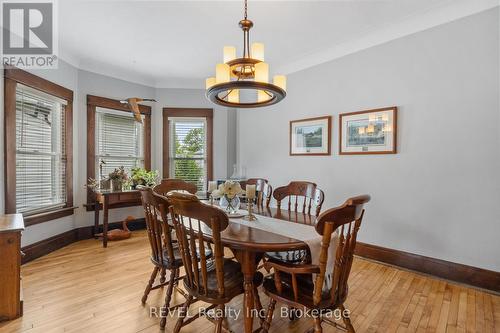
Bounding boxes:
58 0 498 88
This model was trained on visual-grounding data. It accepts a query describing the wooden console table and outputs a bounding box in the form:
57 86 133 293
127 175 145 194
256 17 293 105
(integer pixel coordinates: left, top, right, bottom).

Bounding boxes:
0 214 24 321
93 189 141 248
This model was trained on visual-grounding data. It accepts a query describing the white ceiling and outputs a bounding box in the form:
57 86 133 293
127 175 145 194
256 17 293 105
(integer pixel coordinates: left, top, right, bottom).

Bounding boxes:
58 0 498 88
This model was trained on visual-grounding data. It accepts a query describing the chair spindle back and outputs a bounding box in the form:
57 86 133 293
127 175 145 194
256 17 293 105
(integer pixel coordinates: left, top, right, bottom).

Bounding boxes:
153 178 198 197
273 181 325 215
140 188 175 265
246 178 272 208
167 192 229 298
313 195 371 306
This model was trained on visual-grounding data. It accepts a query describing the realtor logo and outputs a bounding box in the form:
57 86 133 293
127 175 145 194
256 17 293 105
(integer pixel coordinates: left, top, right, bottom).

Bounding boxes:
1 0 58 68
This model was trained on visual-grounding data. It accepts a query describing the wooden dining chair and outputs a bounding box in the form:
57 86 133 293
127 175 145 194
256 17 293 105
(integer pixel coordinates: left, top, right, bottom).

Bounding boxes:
261 195 371 333
266 181 325 264
274 181 324 216
150 178 197 284
153 178 198 196
139 188 185 330
167 192 264 333
246 178 273 208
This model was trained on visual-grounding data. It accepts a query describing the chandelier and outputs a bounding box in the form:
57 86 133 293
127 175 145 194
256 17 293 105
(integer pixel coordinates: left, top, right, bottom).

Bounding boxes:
205 0 286 108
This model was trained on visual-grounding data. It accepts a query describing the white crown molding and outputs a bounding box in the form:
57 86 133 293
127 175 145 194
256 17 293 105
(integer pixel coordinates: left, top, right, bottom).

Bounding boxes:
57 0 499 89
57 48 81 71
275 0 500 75
155 77 204 90
79 60 157 88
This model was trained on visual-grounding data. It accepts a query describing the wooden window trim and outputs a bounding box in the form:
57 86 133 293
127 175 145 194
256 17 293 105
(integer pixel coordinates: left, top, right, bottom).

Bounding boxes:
162 108 213 181
86 95 152 209
4 68 75 227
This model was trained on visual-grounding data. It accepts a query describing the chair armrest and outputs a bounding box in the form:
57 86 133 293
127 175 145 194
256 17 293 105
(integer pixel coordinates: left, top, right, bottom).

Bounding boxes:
264 260 320 275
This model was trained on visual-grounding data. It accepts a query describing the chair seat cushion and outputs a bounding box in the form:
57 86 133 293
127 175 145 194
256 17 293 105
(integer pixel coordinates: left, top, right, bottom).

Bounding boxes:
262 273 333 309
153 244 213 269
264 249 308 264
183 259 263 303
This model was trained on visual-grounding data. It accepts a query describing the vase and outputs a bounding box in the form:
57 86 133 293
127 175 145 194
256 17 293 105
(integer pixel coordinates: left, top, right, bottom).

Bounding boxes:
219 195 240 215
111 179 122 192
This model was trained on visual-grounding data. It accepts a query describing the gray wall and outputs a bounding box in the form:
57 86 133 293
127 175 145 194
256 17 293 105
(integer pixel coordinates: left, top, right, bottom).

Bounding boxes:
0 62 237 246
237 9 500 271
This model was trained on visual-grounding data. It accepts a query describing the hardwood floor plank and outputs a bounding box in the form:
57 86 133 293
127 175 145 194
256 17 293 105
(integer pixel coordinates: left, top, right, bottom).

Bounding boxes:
415 279 440 332
465 289 476 333
447 285 461 332
475 289 485 333
455 288 467 333
0 231 498 333
384 276 423 331
483 293 495 333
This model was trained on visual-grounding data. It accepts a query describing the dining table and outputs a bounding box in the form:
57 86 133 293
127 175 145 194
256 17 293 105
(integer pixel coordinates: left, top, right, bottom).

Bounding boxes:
194 204 318 333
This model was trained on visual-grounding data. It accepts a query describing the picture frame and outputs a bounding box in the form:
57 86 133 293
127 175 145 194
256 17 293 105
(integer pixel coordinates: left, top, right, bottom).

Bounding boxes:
289 116 331 156
339 106 397 155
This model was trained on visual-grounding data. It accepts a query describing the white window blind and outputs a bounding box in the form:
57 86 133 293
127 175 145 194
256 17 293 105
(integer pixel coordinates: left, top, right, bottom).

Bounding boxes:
169 118 207 193
15 84 67 215
95 107 144 179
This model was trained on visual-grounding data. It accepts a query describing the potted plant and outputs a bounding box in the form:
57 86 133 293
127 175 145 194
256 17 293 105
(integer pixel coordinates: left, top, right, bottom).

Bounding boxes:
109 167 128 192
130 167 159 188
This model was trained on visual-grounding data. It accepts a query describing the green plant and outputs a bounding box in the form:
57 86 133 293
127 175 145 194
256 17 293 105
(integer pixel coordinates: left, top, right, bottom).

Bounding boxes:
131 167 159 187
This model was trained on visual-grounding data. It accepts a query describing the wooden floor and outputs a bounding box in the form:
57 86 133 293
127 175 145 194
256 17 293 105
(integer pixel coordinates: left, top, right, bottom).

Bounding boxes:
1 231 498 333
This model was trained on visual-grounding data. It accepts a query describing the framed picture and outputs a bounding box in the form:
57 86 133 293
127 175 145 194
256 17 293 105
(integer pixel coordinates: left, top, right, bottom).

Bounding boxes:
290 116 331 156
339 106 397 155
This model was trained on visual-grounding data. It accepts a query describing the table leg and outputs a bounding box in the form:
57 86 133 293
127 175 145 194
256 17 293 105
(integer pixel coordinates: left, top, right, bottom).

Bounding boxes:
102 197 109 248
94 200 100 238
235 250 260 333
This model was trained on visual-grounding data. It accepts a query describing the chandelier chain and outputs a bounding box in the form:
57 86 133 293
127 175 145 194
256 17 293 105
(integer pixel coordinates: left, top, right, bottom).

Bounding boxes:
244 0 248 19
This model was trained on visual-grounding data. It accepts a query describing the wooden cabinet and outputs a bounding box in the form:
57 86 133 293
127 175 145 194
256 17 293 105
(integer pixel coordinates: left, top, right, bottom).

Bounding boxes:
0 214 24 321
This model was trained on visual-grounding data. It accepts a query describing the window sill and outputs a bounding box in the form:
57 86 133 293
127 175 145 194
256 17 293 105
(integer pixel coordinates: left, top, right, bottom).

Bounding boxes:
24 206 78 227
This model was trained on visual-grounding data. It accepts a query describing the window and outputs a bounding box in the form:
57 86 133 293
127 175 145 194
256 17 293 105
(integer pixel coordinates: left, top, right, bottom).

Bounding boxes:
15 85 67 214
169 118 207 192
95 108 144 179
4 68 74 226
86 95 151 207
163 108 213 194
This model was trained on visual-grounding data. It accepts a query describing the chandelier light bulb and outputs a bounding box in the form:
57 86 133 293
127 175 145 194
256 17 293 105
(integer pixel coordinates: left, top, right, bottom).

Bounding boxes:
255 62 269 83
216 64 230 83
223 46 236 63
273 75 286 92
206 77 216 90
251 42 265 61
258 90 269 103
228 89 240 103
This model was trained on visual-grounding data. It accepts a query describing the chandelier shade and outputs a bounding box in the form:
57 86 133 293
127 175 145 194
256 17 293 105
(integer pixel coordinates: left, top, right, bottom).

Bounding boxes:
205 0 286 108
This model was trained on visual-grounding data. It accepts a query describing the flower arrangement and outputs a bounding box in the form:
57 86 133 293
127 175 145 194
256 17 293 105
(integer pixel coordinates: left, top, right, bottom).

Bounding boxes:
211 180 244 199
211 181 244 214
109 166 128 181
130 167 159 187
109 167 128 191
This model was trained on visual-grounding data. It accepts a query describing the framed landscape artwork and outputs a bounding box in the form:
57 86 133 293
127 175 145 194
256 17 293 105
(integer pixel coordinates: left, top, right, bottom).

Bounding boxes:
290 116 331 156
339 107 397 155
